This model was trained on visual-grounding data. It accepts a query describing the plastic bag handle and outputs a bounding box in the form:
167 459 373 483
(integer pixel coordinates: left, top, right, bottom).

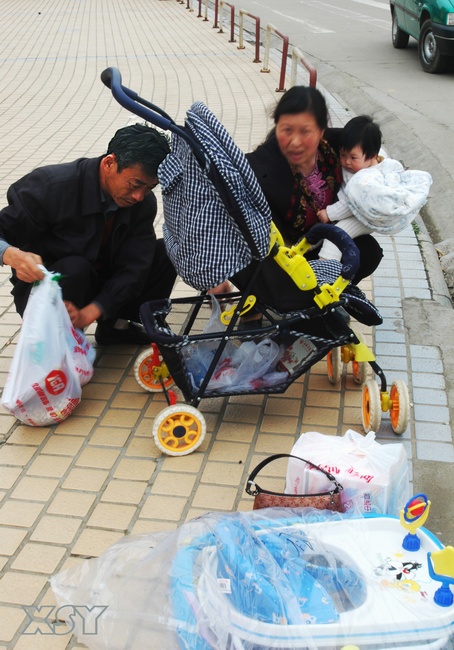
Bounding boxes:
246 453 342 496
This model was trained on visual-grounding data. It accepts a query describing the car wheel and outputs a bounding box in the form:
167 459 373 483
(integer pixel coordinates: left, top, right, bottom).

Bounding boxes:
418 20 447 73
392 12 409 49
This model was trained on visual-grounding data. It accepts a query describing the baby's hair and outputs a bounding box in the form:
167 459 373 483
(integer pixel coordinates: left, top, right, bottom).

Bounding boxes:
341 115 382 160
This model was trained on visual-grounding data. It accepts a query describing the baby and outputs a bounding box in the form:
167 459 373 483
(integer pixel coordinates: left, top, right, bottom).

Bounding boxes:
318 115 432 262
318 115 382 260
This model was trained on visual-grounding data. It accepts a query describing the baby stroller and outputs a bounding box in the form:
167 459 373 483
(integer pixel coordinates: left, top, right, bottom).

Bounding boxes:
101 68 410 456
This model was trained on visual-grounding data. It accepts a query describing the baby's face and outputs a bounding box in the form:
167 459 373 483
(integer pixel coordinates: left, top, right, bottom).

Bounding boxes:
340 146 376 173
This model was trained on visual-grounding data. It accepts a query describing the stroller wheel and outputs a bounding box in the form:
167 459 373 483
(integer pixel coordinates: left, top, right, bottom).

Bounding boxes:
327 347 342 384
152 405 206 456
362 380 381 433
352 359 367 385
389 380 410 435
134 347 175 393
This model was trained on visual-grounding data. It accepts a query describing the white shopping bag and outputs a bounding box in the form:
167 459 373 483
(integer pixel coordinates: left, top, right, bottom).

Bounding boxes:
2 269 95 426
285 429 409 515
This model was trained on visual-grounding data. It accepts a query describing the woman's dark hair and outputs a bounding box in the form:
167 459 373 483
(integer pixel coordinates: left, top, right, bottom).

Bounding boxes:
341 115 382 160
106 123 171 177
272 86 329 130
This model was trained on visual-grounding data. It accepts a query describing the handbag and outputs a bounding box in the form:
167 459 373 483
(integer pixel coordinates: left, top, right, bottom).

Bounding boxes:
245 453 344 511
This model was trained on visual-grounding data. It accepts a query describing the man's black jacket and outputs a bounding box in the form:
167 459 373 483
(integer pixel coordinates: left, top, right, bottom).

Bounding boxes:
0 156 158 318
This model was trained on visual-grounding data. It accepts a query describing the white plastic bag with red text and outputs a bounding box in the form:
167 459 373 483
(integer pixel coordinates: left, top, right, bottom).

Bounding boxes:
285 429 409 515
2 269 94 426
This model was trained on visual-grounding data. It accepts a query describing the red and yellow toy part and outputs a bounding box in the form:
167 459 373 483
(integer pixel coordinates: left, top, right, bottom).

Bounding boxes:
400 493 431 551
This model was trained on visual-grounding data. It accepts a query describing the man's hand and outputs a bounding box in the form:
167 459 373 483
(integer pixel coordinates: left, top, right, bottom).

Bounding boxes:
3 247 44 282
64 301 102 329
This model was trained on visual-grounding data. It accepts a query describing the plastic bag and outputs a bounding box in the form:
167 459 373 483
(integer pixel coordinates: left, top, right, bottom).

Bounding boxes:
207 338 286 391
1 269 95 426
285 429 409 515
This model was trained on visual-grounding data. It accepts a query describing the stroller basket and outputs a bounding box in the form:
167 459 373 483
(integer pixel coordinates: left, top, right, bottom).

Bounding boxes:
140 292 360 403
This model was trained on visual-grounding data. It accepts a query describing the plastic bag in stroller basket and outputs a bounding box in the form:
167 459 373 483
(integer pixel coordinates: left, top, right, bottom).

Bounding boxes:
182 297 288 392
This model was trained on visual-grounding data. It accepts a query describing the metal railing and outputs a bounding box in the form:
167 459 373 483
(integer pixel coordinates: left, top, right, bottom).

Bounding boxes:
219 1 236 42
238 10 261 63
260 23 289 92
290 47 317 88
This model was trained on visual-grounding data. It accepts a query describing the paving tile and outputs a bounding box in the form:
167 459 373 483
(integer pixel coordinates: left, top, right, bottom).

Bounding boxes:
253 433 296 454
113 458 157 481
99 409 140 428
216 422 256 442
47 491 97 517
87 503 136 531
5 427 50 446
208 441 251 463
0 467 22 490
54 417 97 436
201 461 246 486
11 543 66 574
0 501 44 528
0 571 48 605
0 526 28 555
412 372 445 389
260 414 299 434
161 454 204 473
151 472 197 497
100 480 147 505
0 445 37 466
10 477 59 502
263 397 301 416
124 437 158 458
88 427 132 447
139 495 187 521
416 441 454 462
70 529 125 558
301 407 340 427
75 447 121 470
62 468 109 492
30 515 83 544
191 484 237 511
26 455 73 478
0 605 26 643
413 404 450 423
40 435 85 456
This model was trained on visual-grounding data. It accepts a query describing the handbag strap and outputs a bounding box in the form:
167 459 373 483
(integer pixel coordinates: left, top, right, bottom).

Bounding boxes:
246 453 343 496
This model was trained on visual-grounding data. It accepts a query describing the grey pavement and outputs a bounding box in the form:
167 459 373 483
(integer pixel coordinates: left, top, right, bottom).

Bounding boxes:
0 1 453 648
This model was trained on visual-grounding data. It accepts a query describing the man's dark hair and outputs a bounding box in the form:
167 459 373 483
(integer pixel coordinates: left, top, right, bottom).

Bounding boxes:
341 115 382 160
106 123 171 177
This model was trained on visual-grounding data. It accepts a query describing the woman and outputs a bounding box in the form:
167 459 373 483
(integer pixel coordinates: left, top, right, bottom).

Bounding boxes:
245 86 383 284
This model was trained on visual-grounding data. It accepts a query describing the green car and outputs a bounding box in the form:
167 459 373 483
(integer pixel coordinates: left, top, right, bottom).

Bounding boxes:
390 0 454 72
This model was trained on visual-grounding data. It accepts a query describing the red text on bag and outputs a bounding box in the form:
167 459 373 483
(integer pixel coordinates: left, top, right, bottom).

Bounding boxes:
45 370 68 395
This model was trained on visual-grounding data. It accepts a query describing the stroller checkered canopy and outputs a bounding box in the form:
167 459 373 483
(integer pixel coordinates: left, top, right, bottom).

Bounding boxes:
158 102 272 290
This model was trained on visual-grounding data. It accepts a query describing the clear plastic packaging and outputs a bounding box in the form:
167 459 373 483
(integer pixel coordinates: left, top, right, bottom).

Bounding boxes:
51 508 454 650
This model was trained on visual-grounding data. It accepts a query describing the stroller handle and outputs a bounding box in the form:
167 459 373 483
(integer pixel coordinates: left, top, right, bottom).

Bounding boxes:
305 223 360 281
100 67 207 168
